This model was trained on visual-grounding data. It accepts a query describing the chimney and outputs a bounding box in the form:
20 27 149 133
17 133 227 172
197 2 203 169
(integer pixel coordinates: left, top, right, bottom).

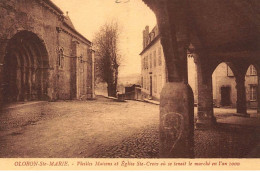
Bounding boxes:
143 26 150 49
143 30 146 49
145 25 149 35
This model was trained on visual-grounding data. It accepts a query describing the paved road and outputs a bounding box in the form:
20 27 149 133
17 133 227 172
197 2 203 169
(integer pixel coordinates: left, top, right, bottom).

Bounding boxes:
0 96 259 158
0 97 159 158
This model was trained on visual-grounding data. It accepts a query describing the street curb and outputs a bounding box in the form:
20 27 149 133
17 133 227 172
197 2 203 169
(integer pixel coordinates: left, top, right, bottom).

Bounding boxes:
143 99 160 105
96 94 127 102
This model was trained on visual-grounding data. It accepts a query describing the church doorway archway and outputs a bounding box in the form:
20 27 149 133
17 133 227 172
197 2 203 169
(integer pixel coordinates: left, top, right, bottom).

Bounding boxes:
3 31 49 102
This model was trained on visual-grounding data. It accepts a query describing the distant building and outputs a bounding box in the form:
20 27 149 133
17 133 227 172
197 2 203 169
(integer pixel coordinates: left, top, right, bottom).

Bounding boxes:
139 25 167 100
213 63 258 108
140 25 258 108
125 84 142 100
139 25 197 101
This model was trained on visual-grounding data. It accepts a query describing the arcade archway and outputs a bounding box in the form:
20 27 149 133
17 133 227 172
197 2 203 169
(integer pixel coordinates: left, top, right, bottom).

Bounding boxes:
3 31 49 102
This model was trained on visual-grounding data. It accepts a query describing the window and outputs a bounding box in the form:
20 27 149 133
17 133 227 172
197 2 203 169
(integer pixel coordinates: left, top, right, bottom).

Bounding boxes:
249 65 257 76
158 47 162 66
153 50 156 67
146 76 150 91
250 85 257 101
58 48 64 68
145 56 148 69
143 57 145 70
143 57 145 69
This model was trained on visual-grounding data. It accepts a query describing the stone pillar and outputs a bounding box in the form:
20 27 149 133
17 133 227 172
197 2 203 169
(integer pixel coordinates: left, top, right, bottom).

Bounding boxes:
71 40 79 99
91 50 95 99
31 67 36 100
28 67 32 101
160 83 194 158
22 66 27 101
25 66 30 101
147 0 194 158
41 68 49 100
236 75 247 115
16 66 22 101
0 39 8 107
194 58 198 104
0 58 4 106
195 55 216 129
87 48 95 100
257 72 260 117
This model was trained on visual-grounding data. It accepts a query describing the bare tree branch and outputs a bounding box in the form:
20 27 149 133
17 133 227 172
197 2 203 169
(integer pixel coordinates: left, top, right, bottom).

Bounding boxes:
93 20 121 97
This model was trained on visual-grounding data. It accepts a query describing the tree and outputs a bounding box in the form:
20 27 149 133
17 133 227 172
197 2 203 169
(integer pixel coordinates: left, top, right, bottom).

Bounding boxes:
93 21 121 97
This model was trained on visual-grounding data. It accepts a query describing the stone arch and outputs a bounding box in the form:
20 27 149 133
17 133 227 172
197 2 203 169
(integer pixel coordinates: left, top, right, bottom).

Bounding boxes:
210 61 237 77
2 30 49 102
212 62 237 108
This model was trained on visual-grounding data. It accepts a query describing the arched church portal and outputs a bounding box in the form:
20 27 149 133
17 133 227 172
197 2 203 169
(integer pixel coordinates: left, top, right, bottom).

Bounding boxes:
3 31 49 102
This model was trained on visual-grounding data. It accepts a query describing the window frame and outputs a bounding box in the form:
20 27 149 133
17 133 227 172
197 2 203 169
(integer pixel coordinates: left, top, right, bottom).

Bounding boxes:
249 84 257 101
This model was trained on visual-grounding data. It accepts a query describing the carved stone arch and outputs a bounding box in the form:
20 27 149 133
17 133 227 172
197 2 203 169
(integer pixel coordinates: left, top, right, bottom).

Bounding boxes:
23 40 36 68
2 30 50 102
0 40 8 66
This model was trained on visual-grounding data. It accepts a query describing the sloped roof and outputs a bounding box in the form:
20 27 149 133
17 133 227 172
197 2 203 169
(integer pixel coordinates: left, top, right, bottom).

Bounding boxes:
44 0 63 14
64 13 75 30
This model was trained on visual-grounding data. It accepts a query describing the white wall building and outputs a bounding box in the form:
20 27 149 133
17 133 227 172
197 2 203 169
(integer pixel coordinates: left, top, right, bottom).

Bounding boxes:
140 25 258 108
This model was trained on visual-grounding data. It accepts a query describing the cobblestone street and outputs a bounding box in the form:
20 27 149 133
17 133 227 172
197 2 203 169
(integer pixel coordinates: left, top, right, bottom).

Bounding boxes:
0 96 259 158
90 121 259 158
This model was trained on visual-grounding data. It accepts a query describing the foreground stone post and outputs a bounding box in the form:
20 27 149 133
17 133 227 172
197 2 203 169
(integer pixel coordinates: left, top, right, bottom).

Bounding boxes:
195 55 216 128
160 83 194 158
144 0 194 158
236 75 247 115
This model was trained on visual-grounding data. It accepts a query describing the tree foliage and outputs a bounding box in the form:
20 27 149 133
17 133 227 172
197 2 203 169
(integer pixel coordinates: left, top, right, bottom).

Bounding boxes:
93 21 121 97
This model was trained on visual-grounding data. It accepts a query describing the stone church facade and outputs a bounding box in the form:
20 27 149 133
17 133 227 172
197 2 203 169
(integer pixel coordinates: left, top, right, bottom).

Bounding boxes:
0 0 95 103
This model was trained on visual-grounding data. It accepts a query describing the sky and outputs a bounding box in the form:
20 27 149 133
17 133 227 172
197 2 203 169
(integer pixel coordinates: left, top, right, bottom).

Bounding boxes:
51 0 156 77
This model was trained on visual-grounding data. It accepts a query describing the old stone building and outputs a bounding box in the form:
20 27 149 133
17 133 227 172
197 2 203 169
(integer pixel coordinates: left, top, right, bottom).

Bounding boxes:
140 25 259 109
140 25 197 102
140 25 167 100
213 63 258 108
0 0 95 103
141 0 259 157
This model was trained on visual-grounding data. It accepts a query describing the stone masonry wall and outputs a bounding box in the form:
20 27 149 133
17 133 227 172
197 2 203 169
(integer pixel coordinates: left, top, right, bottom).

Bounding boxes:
0 0 94 102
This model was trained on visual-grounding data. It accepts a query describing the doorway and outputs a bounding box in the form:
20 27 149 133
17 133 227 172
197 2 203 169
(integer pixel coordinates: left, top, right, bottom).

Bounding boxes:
221 86 231 106
3 31 49 102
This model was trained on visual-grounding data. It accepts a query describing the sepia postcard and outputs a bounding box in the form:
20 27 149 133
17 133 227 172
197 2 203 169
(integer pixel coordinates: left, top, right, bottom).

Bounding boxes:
0 0 259 170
